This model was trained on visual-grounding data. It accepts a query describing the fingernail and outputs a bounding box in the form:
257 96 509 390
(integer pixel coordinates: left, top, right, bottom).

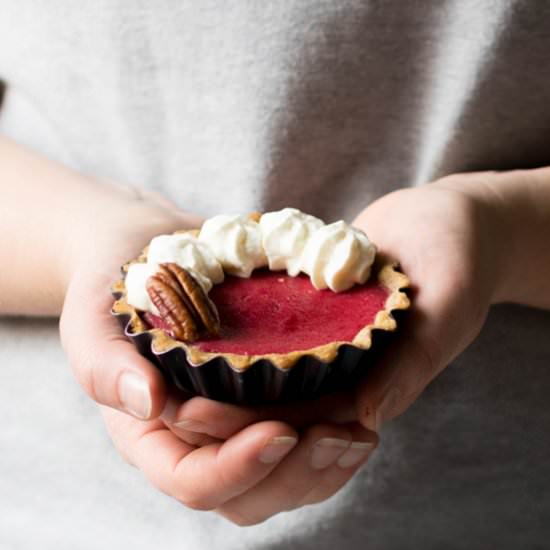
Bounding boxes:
118 372 152 420
173 418 210 433
337 441 375 468
309 438 350 470
259 436 298 464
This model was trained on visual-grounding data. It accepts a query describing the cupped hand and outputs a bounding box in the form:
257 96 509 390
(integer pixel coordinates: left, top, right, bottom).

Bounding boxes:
101 392 377 525
352 173 504 430
58 181 378 525
62 174 504 523
151 172 505 464
60 182 203 419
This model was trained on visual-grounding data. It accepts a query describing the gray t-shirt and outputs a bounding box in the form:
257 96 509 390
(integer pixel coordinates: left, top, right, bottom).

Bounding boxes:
1 1 549 548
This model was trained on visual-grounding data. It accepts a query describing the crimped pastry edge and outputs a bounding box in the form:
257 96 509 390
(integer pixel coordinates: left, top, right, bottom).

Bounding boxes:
112 248 410 372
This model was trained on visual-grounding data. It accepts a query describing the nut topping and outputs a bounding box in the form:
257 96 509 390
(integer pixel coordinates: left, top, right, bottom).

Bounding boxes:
146 263 220 342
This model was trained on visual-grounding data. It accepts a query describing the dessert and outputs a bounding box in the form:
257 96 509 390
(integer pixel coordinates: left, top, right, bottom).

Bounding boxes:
112 208 410 404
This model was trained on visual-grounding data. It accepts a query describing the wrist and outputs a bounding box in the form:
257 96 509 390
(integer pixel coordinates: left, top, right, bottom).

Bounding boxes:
432 173 511 306
0 135 199 316
434 168 550 308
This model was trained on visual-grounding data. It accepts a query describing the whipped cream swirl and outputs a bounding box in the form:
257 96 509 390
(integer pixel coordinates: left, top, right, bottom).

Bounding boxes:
124 209 377 313
125 233 224 314
147 233 224 290
300 221 376 292
125 263 161 314
260 208 324 276
198 214 267 278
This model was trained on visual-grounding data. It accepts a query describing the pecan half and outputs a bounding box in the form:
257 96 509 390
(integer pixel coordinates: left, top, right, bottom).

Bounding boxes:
146 263 220 342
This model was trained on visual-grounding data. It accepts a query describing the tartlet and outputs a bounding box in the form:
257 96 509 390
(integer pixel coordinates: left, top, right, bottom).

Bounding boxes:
111 210 410 404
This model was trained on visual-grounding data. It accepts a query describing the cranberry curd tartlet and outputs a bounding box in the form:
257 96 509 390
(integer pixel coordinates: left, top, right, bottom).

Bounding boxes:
111 208 410 404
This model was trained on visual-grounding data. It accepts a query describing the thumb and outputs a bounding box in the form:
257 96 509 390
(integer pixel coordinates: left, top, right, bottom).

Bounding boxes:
355 278 485 431
60 267 167 419
356 330 438 432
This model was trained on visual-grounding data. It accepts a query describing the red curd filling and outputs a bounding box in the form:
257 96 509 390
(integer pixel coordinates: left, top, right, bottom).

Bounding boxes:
144 270 389 355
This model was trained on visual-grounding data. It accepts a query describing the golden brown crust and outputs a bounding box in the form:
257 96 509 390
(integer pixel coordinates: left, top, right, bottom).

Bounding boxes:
112 234 411 372
248 211 262 223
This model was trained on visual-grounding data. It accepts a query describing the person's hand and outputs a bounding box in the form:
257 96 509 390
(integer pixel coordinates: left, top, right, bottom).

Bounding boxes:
184 173 506 443
352 173 505 430
58 182 378 525
101 392 377 525
60 172 506 524
60 182 202 419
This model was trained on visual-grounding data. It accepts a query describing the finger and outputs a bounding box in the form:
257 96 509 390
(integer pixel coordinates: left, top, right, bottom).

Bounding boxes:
161 395 222 446
101 405 161 466
103 406 299 510
161 392 357 441
60 268 167 419
355 332 434 431
300 422 377 505
355 274 475 430
164 424 222 447
216 423 363 526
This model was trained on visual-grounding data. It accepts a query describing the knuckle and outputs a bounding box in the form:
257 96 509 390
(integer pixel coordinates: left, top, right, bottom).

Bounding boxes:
436 172 471 188
301 485 338 506
275 477 310 504
219 509 266 527
218 466 248 492
177 495 215 512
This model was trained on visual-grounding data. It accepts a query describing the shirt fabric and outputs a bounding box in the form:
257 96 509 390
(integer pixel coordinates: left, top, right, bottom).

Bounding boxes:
1 1 550 548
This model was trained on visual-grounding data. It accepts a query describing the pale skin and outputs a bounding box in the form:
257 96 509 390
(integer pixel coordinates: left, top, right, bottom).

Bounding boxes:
2 133 550 525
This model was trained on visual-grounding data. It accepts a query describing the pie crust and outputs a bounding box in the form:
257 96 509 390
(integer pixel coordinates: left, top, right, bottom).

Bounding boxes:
112 245 410 372
111 226 410 403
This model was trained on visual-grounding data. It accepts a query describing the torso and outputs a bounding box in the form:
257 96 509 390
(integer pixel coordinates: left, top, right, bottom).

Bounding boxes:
1 1 550 547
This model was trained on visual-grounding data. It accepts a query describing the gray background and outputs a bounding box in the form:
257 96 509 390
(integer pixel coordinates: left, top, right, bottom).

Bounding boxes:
1 1 550 548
